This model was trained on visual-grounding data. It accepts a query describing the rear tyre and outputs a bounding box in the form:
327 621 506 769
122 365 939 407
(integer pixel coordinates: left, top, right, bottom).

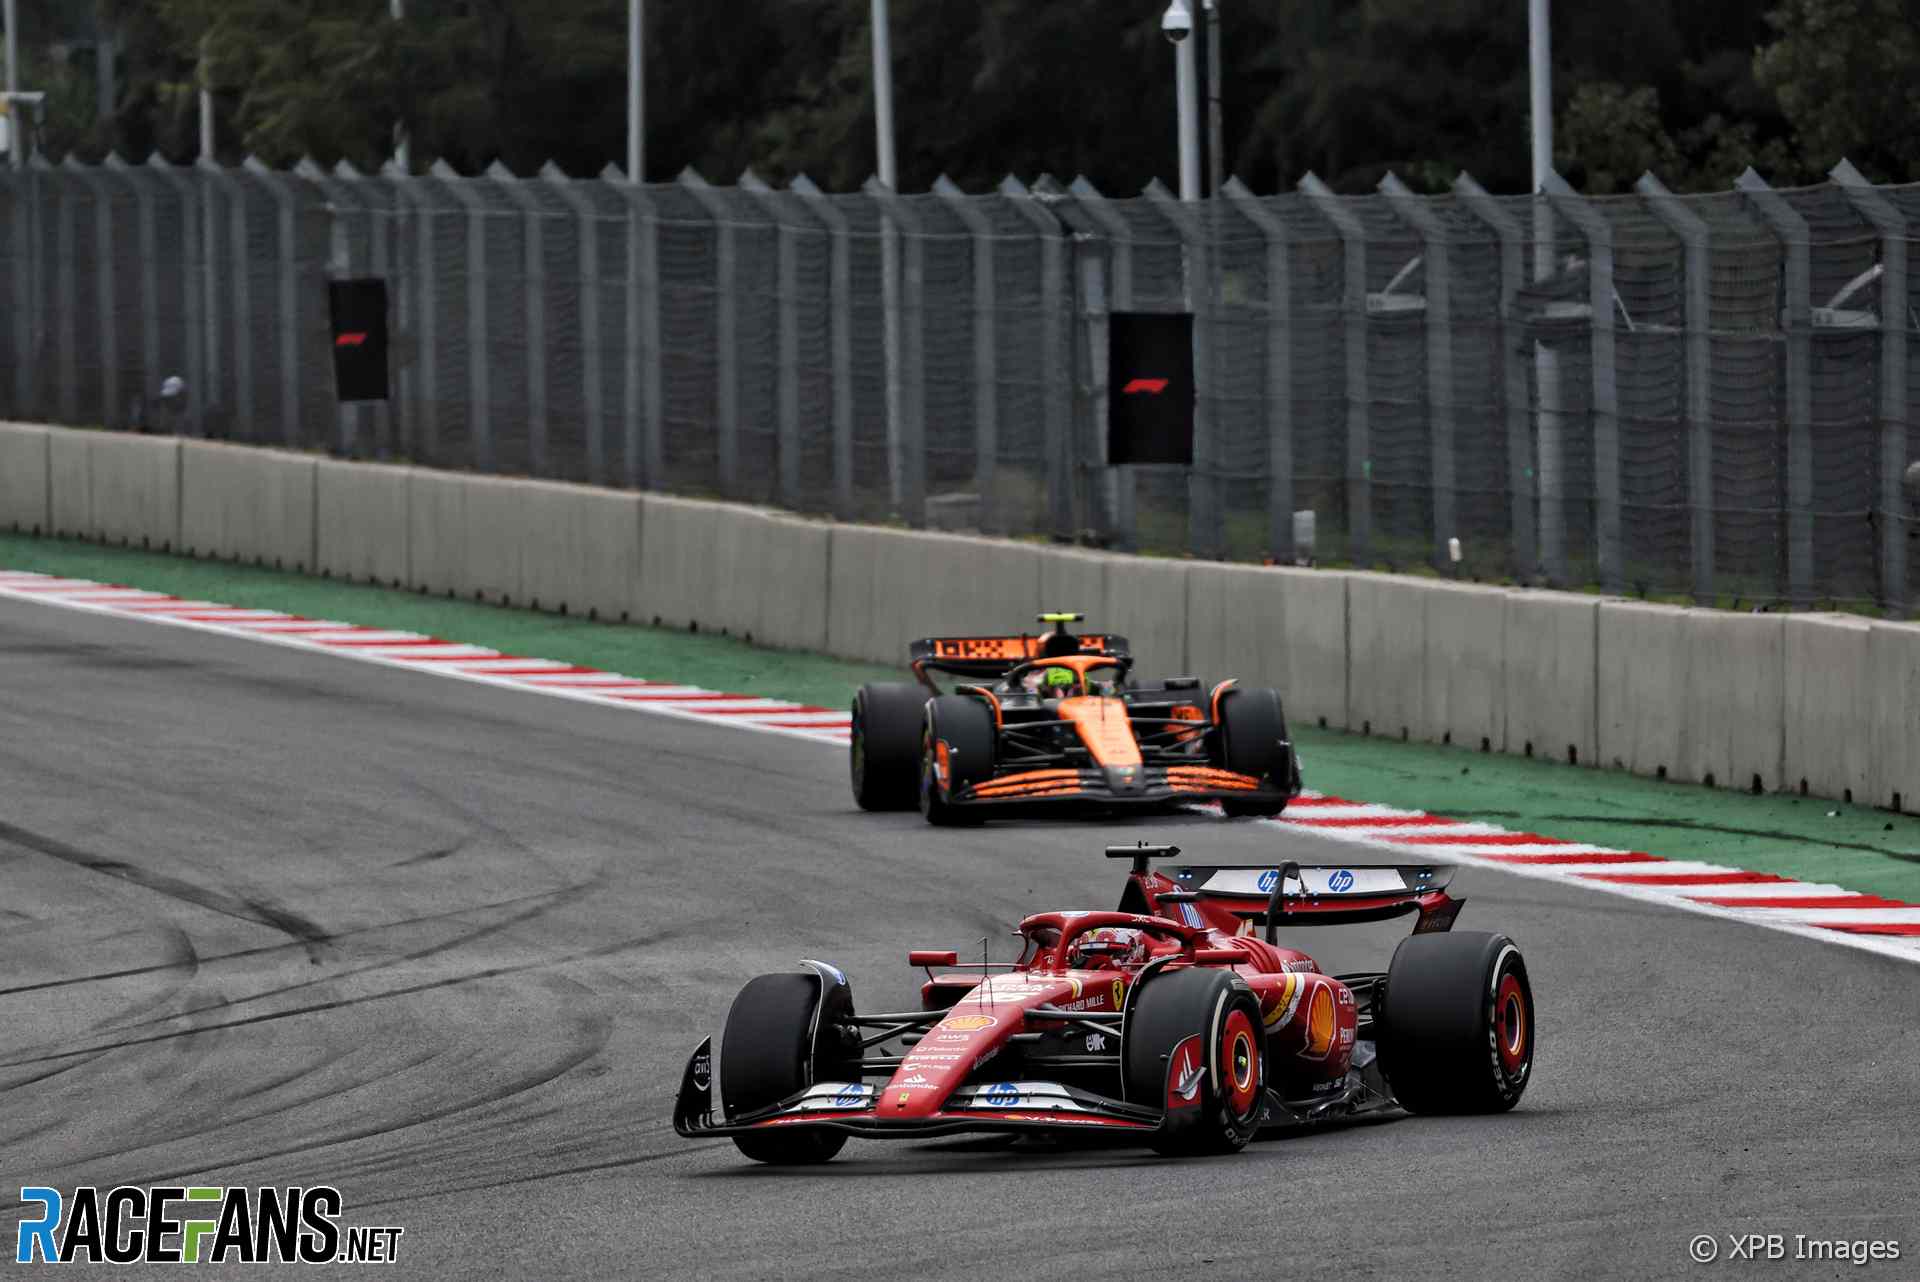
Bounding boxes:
1122 967 1265 1156
721 972 857 1164
1217 686 1297 818
920 695 995 826
1376 931 1534 1115
851 683 925 811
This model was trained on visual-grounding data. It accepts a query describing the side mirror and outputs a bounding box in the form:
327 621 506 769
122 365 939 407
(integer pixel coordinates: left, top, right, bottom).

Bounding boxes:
1193 949 1241 965
909 950 959 968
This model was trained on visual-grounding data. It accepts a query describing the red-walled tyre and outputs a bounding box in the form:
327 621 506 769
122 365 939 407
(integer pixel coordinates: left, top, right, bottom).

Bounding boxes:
1376 931 1534 1114
1122 967 1265 1155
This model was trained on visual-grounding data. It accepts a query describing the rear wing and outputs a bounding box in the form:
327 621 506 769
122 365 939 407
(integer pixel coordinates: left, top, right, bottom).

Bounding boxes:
1109 845 1462 936
910 632 1131 682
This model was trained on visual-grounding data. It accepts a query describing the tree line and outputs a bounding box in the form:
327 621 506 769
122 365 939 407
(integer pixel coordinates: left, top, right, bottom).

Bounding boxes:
8 0 1918 194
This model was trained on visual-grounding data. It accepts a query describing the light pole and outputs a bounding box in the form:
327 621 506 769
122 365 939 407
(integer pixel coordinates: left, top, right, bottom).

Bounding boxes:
1202 0 1222 195
4 0 19 169
871 0 897 187
627 0 643 183
1163 0 1198 201
1528 0 1563 582
392 0 409 172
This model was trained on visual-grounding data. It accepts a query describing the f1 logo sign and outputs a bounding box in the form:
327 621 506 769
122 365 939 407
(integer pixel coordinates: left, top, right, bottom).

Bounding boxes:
334 332 368 349
1108 313 1193 465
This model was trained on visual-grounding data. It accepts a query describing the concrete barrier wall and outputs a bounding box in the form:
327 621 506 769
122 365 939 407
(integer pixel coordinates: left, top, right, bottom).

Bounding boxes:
1505 591 1598 767
1596 601 1692 780
7 423 1905 812
88 432 181 552
1186 563 1347 728
180 441 317 571
1683 610 1785 792
1784 613 1872 803
1423 581 1510 754
48 431 89 538
1868 623 1920 812
1346 573 1429 741
405 470 469 597
316 459 410 587
0 423 50 534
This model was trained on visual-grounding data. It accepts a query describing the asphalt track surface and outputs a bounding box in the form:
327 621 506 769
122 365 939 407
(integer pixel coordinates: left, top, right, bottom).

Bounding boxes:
3 595 1917 1280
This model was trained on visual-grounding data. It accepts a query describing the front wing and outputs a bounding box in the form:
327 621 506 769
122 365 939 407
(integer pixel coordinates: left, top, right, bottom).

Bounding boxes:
673 1037 1164 1140
951 764 1295 811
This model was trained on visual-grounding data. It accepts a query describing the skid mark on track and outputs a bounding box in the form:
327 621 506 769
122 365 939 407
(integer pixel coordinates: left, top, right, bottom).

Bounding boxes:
0 883 581 998
0 930 674 1068
0 816 331 959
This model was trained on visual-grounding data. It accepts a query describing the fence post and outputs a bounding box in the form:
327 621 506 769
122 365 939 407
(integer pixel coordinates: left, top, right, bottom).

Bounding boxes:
865 176 928 526
933 174 1000 532
1144 178 1221 559
254 156 308 448
1453 173 1537 580
340 160 399 458
301 156 361 455
490 161 548 476
7 163 30 417
193 159 224 434
740 170 804 510
1543 172 1622 591
679 169 739 497
209 165 255 440
1379 172 1457 571
48 160 76 423
110 154 158 424
67 158 117 427
1067 176 1137 549
1300 172 1369 565
150 157 205 436
389 160 437 464
544 163 607 484
604 164 662 490
431 160 490 471
1635 171 1715 602
998 176 1073 540
1831 158 1910 615
1220 178 1295 563
791 174 854 519
1736 168 1813 606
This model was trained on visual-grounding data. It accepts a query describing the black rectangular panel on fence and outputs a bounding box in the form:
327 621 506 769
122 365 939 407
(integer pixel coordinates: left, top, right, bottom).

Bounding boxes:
328 279 390 403
1108 312 1193 466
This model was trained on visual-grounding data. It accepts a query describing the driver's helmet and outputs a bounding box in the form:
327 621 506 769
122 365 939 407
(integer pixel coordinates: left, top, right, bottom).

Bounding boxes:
1068 927 1149 970
1041 666 1078 698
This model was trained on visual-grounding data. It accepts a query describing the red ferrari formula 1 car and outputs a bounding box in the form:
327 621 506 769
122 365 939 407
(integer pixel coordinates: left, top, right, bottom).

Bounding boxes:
673 844 1535 1163
849 614 1302 824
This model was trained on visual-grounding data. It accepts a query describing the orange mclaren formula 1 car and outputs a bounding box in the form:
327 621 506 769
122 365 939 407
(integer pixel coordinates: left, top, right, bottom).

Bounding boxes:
849 614 1302 824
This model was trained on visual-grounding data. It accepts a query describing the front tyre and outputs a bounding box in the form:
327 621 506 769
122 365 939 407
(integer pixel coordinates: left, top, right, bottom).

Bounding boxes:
1217 686 1297 818
1122 967 1265 1156
1375 931 1534 1115
851 683 925 811
919 695 994 827
720 972 857 1164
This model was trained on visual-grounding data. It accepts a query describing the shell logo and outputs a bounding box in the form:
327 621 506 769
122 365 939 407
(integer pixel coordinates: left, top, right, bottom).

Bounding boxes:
1304 984 1337 1058
938 1014 996 1032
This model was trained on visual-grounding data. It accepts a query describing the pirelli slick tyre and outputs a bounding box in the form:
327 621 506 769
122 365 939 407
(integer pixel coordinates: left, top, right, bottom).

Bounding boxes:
851 683 926 811
919 695 995 826
1122 967 1265 1156
721 972 858 1164
1217 686 1295 819
1376 931 1534 1115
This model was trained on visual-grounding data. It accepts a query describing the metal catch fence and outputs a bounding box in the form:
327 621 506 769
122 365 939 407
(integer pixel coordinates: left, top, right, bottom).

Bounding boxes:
1 156 1916 610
